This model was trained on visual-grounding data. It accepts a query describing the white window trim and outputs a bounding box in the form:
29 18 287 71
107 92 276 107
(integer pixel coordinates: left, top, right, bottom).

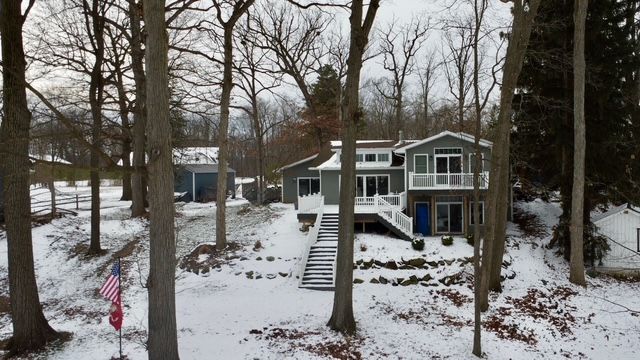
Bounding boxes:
469 201 485 225
467 153 485 173
355 174 391 197
353 149 393 164
434 147 463 174
413 154 429 174
297 177 320 197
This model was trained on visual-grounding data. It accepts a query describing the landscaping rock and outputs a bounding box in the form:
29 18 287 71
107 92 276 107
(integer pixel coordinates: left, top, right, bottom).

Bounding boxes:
256 274 263 279
239 257 249 261
405 258 427 268
401 275 419 286
445 259 455 266
427 261 439 268
421 274 433 282
245 271 254 279
356 259 364 265
278 272 288 277
266 274 277 279
266 256 275 262
385 261 398 270
399 265 414 270
378 276 389 284
374 260 385 267
256 257 262 261
370 278 380 284
201 266 210 274
353 278 364 284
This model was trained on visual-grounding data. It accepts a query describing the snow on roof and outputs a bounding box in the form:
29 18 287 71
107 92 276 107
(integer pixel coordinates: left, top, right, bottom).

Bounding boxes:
173 147 219 165
30 154 71 165
395 131 492 153
330 140 397 149
312 153 401 170
277 153 318 172
592 203 640 223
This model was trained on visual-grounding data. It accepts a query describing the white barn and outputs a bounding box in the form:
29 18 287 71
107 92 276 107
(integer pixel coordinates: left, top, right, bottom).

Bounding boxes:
593 204 640 270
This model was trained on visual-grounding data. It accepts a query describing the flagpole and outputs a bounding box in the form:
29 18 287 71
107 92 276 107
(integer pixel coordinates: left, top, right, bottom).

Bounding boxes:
118 257 122 360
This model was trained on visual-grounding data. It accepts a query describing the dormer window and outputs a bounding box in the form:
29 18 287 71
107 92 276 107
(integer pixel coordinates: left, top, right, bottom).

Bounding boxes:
353 152 391 163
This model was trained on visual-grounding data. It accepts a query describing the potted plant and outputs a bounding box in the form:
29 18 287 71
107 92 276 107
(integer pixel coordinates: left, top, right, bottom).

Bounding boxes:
441 235 454 246
411 238 425 251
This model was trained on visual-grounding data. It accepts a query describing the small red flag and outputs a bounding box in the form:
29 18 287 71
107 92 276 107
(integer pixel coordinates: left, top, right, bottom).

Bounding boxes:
101 262 124 331
109 295 123 331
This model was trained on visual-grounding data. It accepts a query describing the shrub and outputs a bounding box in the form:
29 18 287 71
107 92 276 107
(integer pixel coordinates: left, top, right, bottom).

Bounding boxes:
441 236 454 246
466 234 474 246
360 243 368 252
411 238 425 251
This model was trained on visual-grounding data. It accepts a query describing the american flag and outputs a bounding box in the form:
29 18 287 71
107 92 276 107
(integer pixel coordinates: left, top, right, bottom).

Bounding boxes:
100 262 121 303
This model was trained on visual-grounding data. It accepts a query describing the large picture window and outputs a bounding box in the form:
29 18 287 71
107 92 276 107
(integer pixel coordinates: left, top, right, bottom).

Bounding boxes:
356 175 389 197
298 177 320 196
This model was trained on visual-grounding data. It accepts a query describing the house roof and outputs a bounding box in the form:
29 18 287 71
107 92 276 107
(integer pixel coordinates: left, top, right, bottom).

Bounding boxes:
395 131 492 153
331 140 412 151
173 147 219 165
592 203 640 224
311 153 405 171
276 146 334 173
182 164 235 174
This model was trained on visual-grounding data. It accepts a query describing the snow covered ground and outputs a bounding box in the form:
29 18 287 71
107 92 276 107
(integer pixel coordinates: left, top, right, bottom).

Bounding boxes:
1 188 639 359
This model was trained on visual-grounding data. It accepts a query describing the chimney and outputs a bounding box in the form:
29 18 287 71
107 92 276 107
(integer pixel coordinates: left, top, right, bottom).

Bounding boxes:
398 130 404 144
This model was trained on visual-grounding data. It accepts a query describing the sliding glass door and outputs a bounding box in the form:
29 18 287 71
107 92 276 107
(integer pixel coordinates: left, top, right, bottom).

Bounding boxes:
435 196 463 233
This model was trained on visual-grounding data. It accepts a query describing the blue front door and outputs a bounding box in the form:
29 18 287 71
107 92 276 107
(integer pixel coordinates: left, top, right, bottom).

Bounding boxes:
416 203 430 236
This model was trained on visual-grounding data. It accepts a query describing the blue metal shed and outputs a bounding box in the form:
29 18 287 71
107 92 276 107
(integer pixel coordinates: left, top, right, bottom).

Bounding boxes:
174 164 236 202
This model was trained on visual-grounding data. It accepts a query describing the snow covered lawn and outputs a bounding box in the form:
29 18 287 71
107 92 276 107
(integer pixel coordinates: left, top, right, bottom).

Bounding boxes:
1 188 639 359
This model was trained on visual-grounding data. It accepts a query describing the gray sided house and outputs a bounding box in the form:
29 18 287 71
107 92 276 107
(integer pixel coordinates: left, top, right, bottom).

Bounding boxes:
283 131 500 239
175 164 236 202
278 148 333 208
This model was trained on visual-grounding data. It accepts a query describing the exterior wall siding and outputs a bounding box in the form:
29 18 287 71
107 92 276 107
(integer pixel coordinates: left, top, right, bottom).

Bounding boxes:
281 160 320 205
596 212 640 269
320 168 405 205
405 134 491 174
174 169 235 202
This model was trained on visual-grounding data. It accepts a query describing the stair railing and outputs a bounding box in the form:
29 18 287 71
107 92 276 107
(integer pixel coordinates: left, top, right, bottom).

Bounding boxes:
375 195 413 237
298 203 324 287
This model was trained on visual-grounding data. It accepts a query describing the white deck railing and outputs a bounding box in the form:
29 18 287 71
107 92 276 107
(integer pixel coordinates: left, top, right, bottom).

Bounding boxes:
298 206 324 287
376 196 413 237
409 172 489 190
298 193 324 213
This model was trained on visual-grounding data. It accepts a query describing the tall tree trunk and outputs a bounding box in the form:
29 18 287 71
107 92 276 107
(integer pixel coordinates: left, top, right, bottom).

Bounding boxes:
216 28 234 251
115 72 132 202
327 0 380 335
0 0 60 354
87 0 106 255
480 0 541 312
129 0 147 218
143 0 180 358
569 0 588 286
471 0 484 355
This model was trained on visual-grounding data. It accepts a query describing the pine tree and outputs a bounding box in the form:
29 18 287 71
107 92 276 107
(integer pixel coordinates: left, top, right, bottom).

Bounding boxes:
513 0 639 263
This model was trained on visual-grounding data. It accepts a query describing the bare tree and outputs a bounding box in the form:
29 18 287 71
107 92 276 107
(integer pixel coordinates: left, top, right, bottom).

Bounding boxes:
376 17 430 137
143 0 180 357
569 0 588 286
213 0 256 251
253 1 331 147
327 0 380 335
442 15 474 130
480 0 542 312
416 49 440 138
234 18 281 204
128 0 148 218
0 0 60 354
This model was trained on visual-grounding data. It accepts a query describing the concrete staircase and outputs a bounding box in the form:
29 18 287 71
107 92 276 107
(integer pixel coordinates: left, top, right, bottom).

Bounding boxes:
299 213 338 290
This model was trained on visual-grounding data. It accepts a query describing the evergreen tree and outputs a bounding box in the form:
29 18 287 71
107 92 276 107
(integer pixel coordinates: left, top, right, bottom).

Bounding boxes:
300 64 341 148
513 0 638 263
